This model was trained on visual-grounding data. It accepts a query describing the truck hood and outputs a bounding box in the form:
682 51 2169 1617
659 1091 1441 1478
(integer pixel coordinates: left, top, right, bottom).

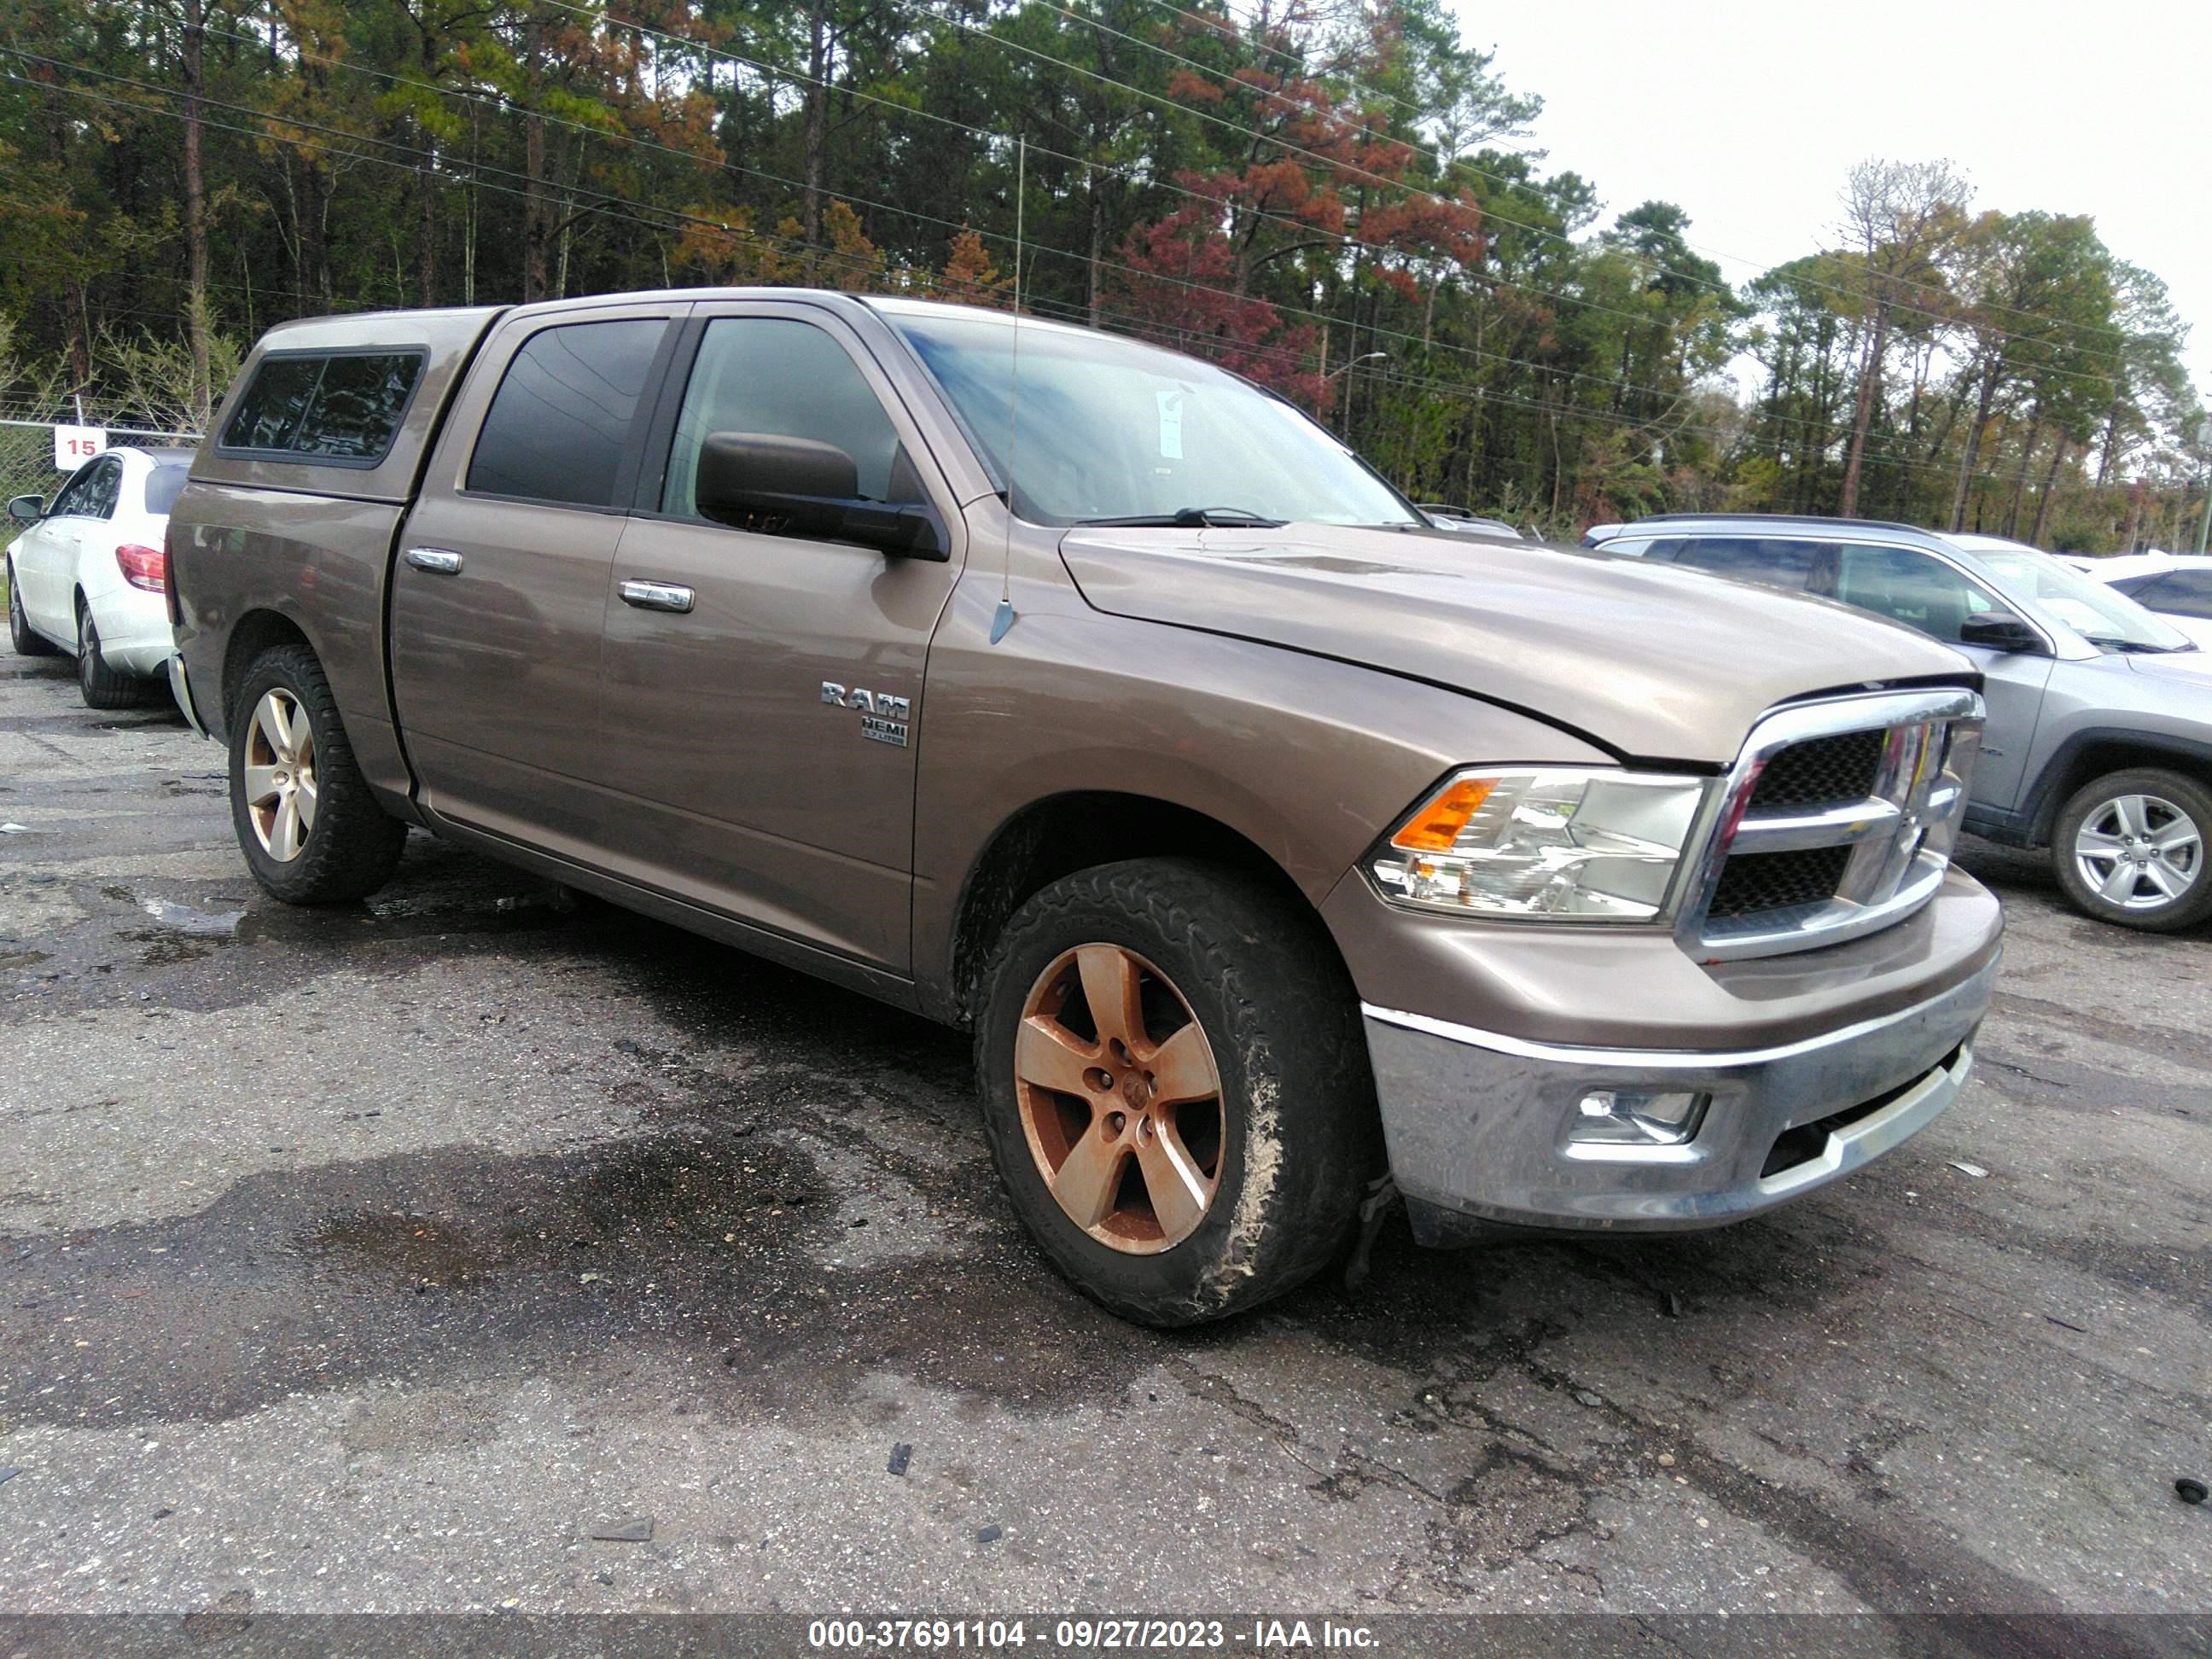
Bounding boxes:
1057 526 1976 765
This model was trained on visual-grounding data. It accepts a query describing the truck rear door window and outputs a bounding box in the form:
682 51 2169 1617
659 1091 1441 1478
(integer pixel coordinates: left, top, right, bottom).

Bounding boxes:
218 350 425 463
466 320 666 508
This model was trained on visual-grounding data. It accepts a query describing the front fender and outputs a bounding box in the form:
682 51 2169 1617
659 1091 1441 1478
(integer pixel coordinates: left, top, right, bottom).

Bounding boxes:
909 573 1612 1016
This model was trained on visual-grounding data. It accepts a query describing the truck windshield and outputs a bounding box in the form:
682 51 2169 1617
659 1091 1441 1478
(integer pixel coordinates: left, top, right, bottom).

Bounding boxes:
883 306 1420 530
1978 547 2197 653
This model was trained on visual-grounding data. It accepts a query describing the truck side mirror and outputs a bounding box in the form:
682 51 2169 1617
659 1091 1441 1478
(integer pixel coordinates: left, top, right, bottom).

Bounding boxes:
695 432 946 562
7 494 44 526
1958 611 2045 655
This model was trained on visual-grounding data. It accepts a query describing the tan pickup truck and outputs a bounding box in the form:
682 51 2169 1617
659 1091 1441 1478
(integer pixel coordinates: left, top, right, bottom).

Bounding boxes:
165 289 2002 1324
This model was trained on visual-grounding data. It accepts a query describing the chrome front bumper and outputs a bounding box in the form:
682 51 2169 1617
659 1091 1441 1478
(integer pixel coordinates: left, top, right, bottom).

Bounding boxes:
1362 952 1995 1239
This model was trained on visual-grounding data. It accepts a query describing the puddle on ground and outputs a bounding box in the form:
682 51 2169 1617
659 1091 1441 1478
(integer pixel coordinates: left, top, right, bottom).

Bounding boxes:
137 895 247 936
98 885 248 966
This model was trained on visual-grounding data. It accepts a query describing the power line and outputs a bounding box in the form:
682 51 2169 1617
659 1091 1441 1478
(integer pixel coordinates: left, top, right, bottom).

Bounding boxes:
180 0 1732 352
541 0 2147 384
0 59 2104 498
30 32 1767 424
903 0 2145 375
1128 2 2139 358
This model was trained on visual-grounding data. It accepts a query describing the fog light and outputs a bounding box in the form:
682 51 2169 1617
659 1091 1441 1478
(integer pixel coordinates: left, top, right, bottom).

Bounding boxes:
1569 1089 1709 1146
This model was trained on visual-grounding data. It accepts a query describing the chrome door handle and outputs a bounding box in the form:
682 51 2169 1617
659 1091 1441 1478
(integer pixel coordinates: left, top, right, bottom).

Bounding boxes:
405 547 464 574
619 579 695 614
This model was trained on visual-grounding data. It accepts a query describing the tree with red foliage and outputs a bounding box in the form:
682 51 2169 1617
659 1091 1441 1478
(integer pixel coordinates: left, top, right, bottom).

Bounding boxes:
1102 193 1322 406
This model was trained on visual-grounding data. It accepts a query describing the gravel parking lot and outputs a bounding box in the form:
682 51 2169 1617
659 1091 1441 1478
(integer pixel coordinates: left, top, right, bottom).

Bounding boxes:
1 649 2207 1627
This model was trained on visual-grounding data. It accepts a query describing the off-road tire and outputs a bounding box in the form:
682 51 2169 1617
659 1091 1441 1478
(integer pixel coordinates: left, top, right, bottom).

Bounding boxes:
975 858 1378 1326
2051 767 2212 933
8 560 59 656
76 599 148 710
229 643 407 904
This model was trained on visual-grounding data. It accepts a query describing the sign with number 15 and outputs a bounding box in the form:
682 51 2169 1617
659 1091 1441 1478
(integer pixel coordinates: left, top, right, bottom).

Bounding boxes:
54 424 107 469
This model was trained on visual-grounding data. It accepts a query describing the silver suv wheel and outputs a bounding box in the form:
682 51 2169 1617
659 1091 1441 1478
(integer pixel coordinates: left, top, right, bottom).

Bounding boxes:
2053 767 2212 933
2071 791 2201 911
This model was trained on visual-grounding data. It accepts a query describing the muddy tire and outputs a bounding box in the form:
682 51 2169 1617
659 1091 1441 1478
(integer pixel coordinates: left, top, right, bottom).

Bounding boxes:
76 599 148 710
975 858 1377 1326
8 560 59 656
228 643 407 904
2051 768 2212 933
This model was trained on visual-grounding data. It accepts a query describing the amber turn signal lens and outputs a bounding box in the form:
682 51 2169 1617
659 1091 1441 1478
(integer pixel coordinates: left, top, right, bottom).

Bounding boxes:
1390 777 1496 853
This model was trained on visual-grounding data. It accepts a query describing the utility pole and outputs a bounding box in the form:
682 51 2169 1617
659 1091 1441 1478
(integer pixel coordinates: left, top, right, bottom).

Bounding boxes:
1325 352 1388 436
2197 417 2212 556
182 0 210 429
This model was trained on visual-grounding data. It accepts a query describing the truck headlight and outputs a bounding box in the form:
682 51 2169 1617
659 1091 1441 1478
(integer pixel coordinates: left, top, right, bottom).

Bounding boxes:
1369 769 1711 920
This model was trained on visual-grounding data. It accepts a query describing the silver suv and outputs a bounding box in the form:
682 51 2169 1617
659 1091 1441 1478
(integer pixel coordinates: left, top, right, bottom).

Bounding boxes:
1587 515 2212 933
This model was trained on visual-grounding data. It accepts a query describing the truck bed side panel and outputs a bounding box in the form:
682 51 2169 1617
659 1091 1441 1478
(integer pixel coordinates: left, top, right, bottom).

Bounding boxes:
169 483 410 798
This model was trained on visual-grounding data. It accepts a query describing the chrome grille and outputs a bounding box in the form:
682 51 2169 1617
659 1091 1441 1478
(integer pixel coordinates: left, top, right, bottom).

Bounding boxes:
1749 729 1885 810
1678 689 1984 960
1706 845 1854 920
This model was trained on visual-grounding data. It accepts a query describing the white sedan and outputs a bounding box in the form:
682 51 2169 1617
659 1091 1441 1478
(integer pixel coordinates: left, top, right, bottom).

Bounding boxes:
2078 551 2212 650
6 445 192 707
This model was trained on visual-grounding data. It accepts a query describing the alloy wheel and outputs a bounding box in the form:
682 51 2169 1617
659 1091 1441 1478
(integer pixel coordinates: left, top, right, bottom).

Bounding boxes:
1013 943 1225 1254
2073 792 2202 911
242 688 318 862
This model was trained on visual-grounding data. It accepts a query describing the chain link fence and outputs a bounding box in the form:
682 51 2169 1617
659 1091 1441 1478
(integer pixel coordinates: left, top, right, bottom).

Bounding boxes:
0 416 203 509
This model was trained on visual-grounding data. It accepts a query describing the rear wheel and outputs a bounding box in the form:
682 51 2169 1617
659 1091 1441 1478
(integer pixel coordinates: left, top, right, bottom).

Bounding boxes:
975 859 1377 1325
8 560 60 656
76 599 147 709
2052 768 2212 933
228 643 407 904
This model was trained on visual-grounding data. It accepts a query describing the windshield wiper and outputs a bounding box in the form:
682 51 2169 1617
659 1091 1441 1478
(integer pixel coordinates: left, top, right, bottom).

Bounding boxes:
2096 638 2195 655
1074 506 1289 528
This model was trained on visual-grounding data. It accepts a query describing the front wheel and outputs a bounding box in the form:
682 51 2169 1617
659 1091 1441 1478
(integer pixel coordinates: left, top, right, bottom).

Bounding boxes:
228 643 407 904
975 859 1377 1326
2052 768 2212 933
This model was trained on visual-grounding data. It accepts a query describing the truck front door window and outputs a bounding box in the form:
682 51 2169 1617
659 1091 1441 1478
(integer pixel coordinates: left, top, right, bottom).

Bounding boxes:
660 317 917 518
467 320 665 507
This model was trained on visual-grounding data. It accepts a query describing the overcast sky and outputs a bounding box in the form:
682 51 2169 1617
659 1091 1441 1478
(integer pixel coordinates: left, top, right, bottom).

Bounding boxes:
1458 1 2212 398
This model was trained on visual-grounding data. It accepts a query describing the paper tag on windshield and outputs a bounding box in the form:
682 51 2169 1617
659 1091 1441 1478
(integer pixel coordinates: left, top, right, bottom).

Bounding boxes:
1155 389 1185 460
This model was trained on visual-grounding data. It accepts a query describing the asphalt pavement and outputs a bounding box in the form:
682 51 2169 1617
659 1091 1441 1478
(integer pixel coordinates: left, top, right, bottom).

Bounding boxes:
1 648 2207 1628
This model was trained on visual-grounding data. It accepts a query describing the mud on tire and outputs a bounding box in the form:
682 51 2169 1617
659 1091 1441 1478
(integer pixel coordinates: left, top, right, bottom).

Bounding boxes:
975 857 1378 1326
229 643 408 904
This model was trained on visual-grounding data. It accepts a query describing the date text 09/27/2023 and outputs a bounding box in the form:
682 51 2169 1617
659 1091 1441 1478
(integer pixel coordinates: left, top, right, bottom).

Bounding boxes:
806 1618 1380 1651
